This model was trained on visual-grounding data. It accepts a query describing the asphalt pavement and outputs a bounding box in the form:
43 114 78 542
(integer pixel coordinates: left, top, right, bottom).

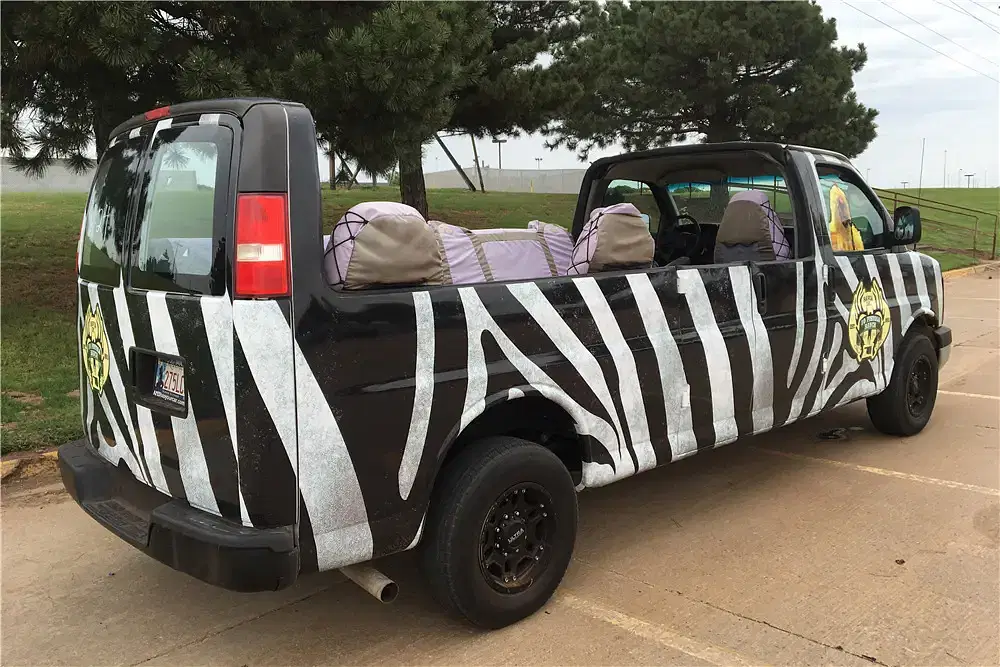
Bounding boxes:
3 267 997 666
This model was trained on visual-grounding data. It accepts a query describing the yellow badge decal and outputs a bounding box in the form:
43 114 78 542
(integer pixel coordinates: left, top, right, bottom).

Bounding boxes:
847 278 891 361
82 302 111 392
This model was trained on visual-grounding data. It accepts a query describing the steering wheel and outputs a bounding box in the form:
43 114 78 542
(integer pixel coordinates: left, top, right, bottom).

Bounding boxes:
655 214 703 266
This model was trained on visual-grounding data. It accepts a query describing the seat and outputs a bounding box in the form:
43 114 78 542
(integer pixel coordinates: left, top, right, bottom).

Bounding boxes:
431 219 573 284
566 203 654 275
324 202 445 289
714 190 791 263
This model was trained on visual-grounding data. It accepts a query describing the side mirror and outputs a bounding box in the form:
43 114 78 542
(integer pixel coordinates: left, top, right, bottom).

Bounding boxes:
892 206 921 245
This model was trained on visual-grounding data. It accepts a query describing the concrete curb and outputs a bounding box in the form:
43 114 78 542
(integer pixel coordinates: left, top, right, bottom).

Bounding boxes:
944 260 1000 281
1 450 59 484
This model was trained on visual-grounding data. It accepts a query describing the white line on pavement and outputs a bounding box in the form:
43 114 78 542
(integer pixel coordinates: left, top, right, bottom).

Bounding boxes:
557 593 758 666
939 390 1000 401
753 448 1000 497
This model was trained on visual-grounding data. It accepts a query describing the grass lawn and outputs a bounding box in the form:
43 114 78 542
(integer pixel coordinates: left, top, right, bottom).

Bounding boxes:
1 186 996 453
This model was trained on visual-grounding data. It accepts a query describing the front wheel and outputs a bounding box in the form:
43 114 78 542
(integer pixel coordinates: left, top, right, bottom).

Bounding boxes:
421 436 578 628
867 326 939 436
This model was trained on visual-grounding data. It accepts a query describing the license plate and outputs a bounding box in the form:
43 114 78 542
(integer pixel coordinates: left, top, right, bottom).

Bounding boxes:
153 359 185 406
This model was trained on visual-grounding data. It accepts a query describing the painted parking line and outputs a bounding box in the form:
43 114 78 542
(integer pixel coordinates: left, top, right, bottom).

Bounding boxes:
557 593 759 666
753 448 1000 497
938 390 1000 401
948 297 1000 302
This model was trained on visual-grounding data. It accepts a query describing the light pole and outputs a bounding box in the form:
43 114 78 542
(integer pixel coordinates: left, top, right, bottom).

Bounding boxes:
866 168 871 183
943 150 947 187
492 137 507 170
535 157 543 170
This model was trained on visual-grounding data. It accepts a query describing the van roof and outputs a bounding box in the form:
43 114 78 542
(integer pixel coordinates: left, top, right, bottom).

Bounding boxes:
592 142 852 169
109 97 303 142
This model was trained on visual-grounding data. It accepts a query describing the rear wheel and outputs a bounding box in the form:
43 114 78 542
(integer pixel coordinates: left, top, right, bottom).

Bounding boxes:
867 327 939 436
422 436 577 628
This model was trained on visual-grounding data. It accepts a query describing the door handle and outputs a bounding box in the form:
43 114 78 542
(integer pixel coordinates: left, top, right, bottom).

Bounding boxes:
752 271 767 312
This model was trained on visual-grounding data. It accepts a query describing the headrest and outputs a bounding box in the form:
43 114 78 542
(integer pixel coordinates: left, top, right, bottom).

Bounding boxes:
717 190 790 260
325 201 444 289
566 203 654 275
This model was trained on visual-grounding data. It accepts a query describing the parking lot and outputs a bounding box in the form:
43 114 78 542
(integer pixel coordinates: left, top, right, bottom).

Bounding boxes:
3 267 997 667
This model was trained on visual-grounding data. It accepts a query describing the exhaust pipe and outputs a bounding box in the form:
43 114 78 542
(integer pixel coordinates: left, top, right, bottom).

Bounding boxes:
339 564 398 603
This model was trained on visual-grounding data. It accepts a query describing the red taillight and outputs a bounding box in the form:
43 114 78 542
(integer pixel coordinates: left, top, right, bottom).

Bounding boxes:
235 193 290 298
144 106 170 121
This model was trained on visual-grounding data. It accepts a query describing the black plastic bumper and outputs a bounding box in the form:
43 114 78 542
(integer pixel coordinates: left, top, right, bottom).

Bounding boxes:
934 325 952 368
58 439 298 592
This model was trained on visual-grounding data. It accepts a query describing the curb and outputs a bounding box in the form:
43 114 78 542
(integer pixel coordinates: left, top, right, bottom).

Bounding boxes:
944 260 1000 280
1 450 59 484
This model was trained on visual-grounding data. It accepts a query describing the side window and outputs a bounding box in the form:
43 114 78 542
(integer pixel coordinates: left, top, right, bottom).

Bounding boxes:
817 166 887 252
79 135 146 285
130 124 233 295
603 179 659 233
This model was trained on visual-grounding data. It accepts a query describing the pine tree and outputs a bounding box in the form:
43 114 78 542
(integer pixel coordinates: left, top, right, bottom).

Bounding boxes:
282 2 491 217
547 1 878 160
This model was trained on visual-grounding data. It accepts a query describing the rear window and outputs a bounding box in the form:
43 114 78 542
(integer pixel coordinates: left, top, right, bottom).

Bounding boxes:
130 124 233 295
79 136 146 286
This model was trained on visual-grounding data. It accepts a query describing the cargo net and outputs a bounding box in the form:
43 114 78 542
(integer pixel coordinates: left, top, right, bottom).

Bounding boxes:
763 200 792 260
324 210 370 286
566 209 605 276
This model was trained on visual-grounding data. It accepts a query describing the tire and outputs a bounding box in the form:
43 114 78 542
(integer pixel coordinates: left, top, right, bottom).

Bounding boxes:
421 436 578 629
867 326 938 436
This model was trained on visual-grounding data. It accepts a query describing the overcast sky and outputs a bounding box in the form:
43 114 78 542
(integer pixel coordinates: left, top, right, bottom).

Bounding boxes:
395 0 999 190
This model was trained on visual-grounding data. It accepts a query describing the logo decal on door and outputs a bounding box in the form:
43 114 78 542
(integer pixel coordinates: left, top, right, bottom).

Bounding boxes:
82 302 111 392
848 278 890 361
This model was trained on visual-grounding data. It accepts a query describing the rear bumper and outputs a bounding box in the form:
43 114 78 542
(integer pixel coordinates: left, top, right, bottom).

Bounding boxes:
58 439 298 592
934 325 952 368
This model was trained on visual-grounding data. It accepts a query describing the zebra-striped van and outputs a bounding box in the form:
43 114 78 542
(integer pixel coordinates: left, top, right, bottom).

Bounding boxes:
60 98 950 628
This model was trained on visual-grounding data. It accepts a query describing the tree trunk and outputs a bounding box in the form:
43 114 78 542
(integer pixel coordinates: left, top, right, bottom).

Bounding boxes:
435 134 476 191
398 140 429 219
705 124 737 216
92 111 109 160
470 134 485 192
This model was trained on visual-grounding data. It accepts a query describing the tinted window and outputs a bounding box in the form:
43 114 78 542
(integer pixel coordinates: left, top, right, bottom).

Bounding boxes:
79 136 146 285
130 124 232 295
817 166 886 252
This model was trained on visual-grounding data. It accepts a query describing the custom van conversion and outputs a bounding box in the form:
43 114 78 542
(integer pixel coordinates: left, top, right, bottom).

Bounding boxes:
61 98 950 628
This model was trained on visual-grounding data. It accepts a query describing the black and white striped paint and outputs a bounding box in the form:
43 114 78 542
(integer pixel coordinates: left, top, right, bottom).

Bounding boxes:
79 246 942 573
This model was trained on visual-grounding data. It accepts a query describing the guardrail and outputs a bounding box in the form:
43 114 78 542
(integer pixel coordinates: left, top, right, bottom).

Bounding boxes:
875 188 998 261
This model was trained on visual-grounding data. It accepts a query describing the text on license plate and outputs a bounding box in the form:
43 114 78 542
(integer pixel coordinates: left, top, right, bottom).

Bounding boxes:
153 360 185 406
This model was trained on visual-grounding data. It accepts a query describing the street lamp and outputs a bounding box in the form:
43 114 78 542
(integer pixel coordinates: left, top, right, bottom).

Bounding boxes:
492 137 507 170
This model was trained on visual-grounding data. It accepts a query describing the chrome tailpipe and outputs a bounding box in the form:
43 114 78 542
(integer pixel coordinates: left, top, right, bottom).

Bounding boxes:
339 563 398 603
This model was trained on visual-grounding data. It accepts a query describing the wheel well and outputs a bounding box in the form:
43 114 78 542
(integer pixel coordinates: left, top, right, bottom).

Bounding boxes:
441 396 585 485
909 313 938 340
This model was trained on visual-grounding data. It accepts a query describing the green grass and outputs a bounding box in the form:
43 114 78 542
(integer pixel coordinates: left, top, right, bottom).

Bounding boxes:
876 187 999 261
1 186 996 452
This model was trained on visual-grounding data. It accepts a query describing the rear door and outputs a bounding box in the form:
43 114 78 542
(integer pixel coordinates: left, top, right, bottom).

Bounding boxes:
78 113 249 525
